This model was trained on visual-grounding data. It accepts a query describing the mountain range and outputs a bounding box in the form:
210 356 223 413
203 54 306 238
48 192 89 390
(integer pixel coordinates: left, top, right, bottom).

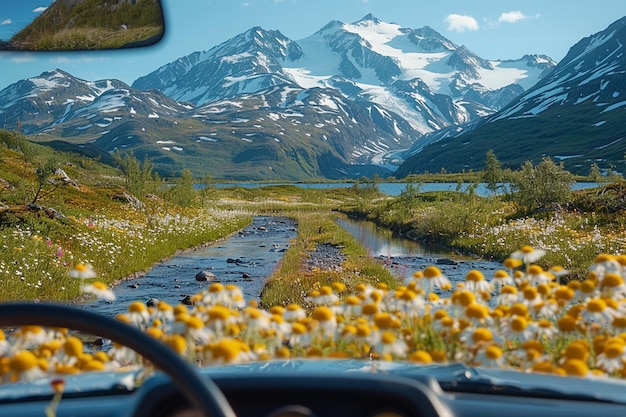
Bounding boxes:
397 16 626 176
2 14 619 179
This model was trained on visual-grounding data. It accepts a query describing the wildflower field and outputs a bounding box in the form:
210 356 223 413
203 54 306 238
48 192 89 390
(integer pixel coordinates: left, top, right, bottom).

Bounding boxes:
0 205 251 301
343 184 626 279
4 246 626 384
3 130 626 385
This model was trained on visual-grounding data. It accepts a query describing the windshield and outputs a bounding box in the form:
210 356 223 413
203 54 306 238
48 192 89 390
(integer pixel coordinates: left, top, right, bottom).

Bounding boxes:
2 0 626 407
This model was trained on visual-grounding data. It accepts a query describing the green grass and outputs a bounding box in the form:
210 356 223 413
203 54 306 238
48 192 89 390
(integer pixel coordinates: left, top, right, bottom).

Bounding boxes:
259 211 398 310
4 127 626 304
0 132 253 301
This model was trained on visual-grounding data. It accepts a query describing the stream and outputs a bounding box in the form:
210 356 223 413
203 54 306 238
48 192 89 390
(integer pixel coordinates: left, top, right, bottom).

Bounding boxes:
80 216 297 317
336 217 503 287
82 215 503 317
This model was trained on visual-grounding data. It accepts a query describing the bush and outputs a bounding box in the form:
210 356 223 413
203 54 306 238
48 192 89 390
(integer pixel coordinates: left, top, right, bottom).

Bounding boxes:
509 157 574 212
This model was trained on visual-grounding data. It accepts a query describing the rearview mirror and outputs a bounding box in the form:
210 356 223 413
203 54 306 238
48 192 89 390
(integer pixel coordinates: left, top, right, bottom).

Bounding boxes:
0 0 164 51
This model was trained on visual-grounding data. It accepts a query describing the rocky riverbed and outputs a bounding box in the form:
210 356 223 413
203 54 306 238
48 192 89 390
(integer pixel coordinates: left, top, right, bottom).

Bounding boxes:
80 216 297 317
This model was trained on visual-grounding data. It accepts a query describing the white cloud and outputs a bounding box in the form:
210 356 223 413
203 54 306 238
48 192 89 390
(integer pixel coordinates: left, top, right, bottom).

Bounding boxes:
444 14 479 32
32 6 48 13
49 56 71 65
498 11 529 24
1 19 12 26
10 54 36 63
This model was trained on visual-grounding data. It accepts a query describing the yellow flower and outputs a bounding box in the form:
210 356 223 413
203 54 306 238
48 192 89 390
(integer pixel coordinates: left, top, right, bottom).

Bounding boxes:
9 351 44 382
465 270 493 294
562 359 589 377
502 315 536 342
80 281 116 301
283 304 306 321
68 263 97 279
471 328 493 344
596 342 626 373
312 306 333 321
503 258 523 270
475 345 504 368
409 350 432 364
165 334 187 355
422 266 452 291
511 246 545 264
63 337 83 357
207 339 250 363
465 303 490 324
9 351 38 373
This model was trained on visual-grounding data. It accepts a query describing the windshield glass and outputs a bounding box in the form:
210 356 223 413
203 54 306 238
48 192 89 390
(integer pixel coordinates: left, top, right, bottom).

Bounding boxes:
1 0 626 407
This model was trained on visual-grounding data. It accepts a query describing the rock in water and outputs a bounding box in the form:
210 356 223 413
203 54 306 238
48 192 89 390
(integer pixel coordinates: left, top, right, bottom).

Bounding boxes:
195 270 216 281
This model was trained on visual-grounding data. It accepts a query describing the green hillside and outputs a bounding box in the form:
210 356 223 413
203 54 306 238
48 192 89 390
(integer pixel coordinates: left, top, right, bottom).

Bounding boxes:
10 0 164 50
395 100 626 177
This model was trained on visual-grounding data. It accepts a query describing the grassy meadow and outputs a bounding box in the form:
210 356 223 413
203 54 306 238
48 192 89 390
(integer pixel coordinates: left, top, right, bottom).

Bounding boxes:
2 128 626 304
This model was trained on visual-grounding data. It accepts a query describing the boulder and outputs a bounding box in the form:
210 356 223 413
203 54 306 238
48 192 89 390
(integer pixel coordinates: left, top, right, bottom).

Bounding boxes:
195 270 215 281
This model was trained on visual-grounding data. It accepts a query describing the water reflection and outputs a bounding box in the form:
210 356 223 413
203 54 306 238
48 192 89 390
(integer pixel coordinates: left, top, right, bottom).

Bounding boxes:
337 216 503 288
336 217 435 257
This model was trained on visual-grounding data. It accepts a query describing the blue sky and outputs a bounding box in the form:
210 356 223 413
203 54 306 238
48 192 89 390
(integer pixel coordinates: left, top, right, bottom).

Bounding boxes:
0 0 625 89
0 0 54 41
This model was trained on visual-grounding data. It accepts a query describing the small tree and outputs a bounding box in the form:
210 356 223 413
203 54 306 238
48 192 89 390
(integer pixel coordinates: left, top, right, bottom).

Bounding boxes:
166 169 197 207
589 163 603 184
510 157 574 212
113 151 156 197
481 149 503 195
31 160 58 205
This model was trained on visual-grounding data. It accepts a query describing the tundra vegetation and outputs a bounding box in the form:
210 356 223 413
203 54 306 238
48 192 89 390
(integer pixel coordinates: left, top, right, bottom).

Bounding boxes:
0 129 625 305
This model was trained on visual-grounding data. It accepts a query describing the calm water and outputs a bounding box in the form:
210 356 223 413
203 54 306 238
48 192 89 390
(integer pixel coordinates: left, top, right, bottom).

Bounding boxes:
336 217 503 287
208 182 600 197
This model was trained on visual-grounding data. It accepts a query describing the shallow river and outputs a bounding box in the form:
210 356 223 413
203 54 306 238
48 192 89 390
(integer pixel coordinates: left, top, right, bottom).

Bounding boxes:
82 215 503 317
336 217 503 288
80 216 297 317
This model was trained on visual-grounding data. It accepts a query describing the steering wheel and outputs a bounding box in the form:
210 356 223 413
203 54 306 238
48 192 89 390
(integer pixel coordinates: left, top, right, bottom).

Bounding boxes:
0 303 237 417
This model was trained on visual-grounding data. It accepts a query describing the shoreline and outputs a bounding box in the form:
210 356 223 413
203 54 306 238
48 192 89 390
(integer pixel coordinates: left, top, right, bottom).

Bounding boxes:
71 217 256 305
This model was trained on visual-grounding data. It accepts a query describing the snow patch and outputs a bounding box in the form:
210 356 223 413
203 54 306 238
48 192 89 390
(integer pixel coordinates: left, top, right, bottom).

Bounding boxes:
555 155 584 160
602 100 626 112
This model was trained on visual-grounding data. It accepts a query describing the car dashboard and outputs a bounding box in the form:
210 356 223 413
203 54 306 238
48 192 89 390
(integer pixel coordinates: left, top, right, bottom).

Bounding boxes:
1 360 626 417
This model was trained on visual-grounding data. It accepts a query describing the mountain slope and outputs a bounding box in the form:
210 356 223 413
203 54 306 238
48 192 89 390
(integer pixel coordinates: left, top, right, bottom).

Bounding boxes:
133 27 303 105
133 15 554 135
396 16 626 177
0 15 559 180
0 70 408 179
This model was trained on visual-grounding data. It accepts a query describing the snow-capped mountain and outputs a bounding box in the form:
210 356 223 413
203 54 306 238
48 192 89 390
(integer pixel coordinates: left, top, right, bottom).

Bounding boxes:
133 27 303 105
0 69 188 136
0 15 561 180
0 68 417 179
396 16 626 176
134 14 555 134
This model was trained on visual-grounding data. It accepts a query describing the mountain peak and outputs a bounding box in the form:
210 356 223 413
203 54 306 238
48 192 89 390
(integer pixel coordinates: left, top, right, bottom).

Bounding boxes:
354 14 381 25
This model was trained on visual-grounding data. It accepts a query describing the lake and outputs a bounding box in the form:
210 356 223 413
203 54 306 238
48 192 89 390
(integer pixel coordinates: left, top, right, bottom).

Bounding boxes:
205 182 601 197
